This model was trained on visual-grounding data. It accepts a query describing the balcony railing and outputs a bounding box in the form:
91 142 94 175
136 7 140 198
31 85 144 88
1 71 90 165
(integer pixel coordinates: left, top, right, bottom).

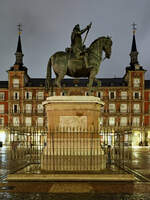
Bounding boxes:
13 84 19 88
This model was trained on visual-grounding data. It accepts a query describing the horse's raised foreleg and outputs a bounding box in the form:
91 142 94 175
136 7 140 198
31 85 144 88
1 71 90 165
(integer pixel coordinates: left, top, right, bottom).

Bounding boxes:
87 69 98 88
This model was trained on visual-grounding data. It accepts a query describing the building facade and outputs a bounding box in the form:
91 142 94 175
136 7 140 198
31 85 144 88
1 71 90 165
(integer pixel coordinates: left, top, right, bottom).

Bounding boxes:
0 29 150 146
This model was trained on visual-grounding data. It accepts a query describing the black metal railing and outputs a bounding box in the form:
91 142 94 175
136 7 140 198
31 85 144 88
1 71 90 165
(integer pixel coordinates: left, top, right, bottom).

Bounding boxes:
9 126 132 174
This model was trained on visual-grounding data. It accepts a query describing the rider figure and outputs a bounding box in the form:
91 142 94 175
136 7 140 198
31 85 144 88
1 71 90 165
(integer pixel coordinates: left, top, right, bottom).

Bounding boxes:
71 23 92 68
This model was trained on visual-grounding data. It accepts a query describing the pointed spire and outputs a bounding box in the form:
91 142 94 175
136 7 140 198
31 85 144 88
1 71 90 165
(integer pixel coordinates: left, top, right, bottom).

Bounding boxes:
130 22 139 67
16 35 22 53
15 24 24 66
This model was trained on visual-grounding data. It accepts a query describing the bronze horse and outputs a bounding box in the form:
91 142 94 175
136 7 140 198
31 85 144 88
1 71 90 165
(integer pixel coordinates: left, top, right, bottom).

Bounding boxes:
46 36 112 89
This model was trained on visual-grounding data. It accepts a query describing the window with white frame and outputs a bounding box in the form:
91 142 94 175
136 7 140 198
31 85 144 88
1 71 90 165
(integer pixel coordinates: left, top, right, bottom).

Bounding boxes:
100 106 104 112
109 117 115 126
13 91 19 100
97 91 103 98
13 104 19 113
61 91 67 96
25 117 32 126
121 91 127 99
85 91 89 96
120 104 127 113
13 79 19 88
37 117 43 126
133 104 140 113
133 78 140 88
25 91 32 100
25 104 32 113
109 104 116 113
0 118 4 126
0 104 4 114
49 91 56 96
37 104 43 113
132 117 140 126
133 91 141 100
109 91 116 99
120 117 127 126
13 117 19 126
37 91 44 100
99 117 103 125
0 92 5 100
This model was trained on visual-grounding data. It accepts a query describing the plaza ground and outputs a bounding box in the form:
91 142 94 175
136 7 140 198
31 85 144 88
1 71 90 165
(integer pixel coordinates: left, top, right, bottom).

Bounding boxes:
0 146 150 199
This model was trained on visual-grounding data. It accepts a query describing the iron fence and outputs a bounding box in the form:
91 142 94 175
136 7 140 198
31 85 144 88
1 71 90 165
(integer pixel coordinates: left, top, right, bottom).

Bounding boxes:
9 126 132 173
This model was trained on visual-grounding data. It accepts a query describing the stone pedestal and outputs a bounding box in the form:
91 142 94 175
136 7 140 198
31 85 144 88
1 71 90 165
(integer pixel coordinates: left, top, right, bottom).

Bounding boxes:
43 96 104 131
41 96 105 171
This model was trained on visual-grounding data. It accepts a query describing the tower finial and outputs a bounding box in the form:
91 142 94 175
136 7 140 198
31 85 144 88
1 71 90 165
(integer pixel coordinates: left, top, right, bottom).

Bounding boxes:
15 24 24 66
132 22 137 35
17 24 23 35
129 22 139 67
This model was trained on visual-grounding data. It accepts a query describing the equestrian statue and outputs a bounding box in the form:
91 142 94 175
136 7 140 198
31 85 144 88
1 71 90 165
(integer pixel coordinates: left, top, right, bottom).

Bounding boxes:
46 23 112 89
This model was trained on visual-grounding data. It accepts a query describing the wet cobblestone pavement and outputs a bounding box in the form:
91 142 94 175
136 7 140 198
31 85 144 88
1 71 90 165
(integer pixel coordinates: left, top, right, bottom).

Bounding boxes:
0 192 150 200
0 146 150 199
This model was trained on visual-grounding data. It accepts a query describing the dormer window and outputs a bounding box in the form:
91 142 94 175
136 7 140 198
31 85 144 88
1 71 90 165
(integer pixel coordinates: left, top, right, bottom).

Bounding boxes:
133 78 140 88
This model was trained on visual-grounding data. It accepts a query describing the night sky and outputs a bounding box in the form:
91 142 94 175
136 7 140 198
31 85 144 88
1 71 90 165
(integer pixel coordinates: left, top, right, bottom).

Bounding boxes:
0 0 150 81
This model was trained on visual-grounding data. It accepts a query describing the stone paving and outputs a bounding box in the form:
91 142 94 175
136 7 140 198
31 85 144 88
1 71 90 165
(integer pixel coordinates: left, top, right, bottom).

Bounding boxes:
0 146 150 199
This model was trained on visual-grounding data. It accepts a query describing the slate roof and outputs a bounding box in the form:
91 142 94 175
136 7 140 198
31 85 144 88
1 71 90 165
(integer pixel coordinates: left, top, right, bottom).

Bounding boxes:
0 81 8 89
25 78 46 87
0 78 149 89
25 78 127 87
145 80 150 89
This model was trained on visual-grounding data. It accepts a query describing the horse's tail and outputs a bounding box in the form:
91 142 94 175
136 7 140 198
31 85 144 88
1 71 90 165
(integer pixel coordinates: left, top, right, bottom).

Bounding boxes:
45 57 52 91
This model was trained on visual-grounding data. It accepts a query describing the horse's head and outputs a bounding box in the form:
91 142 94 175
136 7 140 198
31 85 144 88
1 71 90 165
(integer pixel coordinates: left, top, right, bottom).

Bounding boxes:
103 36 112 59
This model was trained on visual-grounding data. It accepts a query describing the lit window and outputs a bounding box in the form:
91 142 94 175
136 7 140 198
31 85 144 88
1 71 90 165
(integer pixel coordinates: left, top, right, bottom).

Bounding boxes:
109 104 116 113
120 117 127 126
37 104 43 113
0 104 4 114
13 79 19 88
132 117 140 126
133 104 140 113
49 91 56 96
25 104 32 113
133 78 140 87
120 104 127 113
25 117 32 126
0 92 5 100
0 118 4 126
37 117 43 126
37 91 44 100
99 117 103 125
13 117 19 126
121 91 127 99
109 117 115 126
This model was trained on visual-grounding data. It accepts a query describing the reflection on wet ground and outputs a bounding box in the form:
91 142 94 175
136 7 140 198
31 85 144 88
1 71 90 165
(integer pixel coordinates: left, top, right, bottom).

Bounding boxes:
1 147 150 199
0 192 150 200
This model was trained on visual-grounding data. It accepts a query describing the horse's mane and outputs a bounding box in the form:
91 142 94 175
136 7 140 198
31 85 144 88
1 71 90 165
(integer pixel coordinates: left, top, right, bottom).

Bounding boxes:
89 36 106 48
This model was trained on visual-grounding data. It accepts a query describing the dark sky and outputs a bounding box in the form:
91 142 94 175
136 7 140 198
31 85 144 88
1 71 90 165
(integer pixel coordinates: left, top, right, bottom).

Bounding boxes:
0 0 150 81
